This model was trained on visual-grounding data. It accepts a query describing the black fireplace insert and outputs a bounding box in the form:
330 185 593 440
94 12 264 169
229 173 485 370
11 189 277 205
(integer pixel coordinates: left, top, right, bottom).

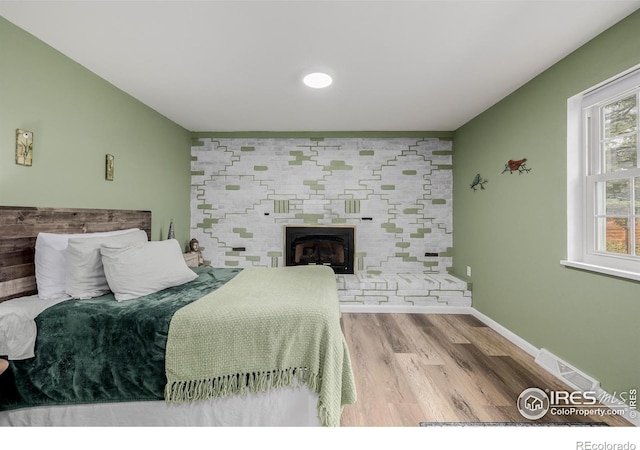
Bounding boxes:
284 226 355 274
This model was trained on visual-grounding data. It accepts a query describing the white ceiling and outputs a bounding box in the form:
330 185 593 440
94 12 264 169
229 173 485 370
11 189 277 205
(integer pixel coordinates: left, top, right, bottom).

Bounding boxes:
1 0 640 132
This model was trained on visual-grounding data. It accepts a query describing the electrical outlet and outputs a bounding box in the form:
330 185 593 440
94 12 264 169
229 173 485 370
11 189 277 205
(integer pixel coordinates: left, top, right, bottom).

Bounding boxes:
466 266 472 277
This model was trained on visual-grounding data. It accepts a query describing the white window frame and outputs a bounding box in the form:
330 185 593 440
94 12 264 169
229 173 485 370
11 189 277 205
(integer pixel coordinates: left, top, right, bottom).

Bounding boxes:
562 65 640 281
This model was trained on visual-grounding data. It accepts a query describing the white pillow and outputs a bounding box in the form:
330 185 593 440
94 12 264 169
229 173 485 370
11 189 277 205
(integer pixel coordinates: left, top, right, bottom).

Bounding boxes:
66 230 149 299
0 310 37 360
100 239 198 301
35 228 141 300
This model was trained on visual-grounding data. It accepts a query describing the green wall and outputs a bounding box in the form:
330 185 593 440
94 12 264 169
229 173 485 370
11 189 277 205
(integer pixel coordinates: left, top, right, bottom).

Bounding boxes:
453 10 640 398
0 17 192 247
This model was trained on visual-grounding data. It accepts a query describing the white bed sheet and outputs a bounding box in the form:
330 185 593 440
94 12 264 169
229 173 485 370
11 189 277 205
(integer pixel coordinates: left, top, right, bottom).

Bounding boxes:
0 294 66 319
0 294 68 360
0 386 321 426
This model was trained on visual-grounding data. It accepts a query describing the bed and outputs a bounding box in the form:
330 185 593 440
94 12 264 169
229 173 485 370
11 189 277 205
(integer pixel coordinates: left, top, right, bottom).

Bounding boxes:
0 206 356 426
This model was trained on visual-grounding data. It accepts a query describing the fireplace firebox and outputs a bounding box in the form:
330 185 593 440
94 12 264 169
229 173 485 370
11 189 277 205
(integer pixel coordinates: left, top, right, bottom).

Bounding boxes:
284 225 355 274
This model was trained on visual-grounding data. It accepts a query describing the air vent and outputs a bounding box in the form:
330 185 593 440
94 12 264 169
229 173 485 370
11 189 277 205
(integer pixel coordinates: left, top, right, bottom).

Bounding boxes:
535 348 600 392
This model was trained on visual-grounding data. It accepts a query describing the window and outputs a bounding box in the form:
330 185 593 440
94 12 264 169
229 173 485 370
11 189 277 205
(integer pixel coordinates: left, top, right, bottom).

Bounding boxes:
563 66 640 280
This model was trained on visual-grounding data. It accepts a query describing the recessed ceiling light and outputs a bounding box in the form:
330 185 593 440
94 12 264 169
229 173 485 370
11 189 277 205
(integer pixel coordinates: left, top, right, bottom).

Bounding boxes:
303 72 333 89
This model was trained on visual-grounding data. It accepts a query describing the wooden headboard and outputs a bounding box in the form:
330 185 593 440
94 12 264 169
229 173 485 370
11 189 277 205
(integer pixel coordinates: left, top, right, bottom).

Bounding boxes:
0 206 151 303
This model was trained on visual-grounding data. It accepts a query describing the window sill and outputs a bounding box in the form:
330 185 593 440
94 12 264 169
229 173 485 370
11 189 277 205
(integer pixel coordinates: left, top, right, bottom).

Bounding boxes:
560 260 640 282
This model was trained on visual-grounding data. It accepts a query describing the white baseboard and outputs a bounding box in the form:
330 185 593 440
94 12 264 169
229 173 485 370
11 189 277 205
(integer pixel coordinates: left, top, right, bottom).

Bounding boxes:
467 308 539 358
340 304 638 426
339 304 474 314
468 309 638 426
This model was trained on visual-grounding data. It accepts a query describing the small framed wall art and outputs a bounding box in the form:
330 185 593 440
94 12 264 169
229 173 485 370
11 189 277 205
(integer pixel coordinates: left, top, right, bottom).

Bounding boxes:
105 154 115 181
15 129 33 166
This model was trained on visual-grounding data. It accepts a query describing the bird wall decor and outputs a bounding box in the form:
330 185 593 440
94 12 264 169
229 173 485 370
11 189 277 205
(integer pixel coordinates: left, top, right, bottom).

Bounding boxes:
470 173 488 191
502 158 531 174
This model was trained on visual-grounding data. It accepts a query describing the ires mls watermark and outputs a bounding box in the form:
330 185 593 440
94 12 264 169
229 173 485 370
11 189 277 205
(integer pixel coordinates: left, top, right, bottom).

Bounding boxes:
517 387 637 421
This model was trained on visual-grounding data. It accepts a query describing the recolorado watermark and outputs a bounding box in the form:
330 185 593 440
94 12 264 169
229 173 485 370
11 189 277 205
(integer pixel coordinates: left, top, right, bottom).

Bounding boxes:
575 443 636 450
517 387 637 421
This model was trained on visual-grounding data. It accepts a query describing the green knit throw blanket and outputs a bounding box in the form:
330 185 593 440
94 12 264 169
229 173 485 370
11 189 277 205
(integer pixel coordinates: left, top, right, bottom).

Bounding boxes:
164 266 356 426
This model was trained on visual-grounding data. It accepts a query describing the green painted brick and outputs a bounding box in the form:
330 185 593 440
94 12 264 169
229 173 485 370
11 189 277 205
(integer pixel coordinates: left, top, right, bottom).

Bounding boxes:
423 261 439 267
395 252 409 258
240 232 253 238
310 137 325 142
381 185 395 190
253 165 268 171
295 213 323 220
402 170 417 175
418 228 432 234
432 199 447 205
267 251 282 257
197 204 213 209
191 170 205 176
439 247 454 257
367 270 382 275
226 185 240 190
402 256 418 262
191 156 198 161
232 227 246 233
290 150 304 156
403 208 419 214
324 160 353 171
245 256 261 262
196 219 216 229
432 150 452 155
225 261 239 267
396 242 411 248
359 150 374 156
288 160 303 165
332 218 347 224
436 164 453 170
381 223 403 233
345 199 360 213
241 146 255 151
225 251 240 256
274 200 289 213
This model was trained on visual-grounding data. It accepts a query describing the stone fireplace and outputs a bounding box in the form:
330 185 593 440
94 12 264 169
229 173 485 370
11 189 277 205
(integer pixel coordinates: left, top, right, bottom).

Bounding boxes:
284 225 355 274
190 137 472 308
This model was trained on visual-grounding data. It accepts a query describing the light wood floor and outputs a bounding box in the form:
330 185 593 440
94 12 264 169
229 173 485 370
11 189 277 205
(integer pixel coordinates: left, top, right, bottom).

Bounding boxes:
339 313 631 427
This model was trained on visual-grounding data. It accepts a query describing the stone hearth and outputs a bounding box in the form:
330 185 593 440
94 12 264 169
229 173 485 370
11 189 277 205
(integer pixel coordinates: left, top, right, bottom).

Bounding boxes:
336 272 471 306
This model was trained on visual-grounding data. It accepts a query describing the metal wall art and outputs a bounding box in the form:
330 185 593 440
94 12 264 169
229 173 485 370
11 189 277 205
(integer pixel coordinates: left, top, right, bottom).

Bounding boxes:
105 154 115 181
470 173 488 191
502 158 531 174
15 129 33 166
